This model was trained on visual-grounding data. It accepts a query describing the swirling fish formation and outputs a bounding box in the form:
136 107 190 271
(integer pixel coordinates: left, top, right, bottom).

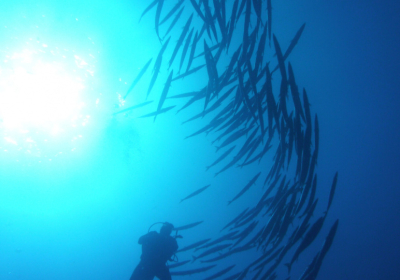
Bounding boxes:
117 0 339 279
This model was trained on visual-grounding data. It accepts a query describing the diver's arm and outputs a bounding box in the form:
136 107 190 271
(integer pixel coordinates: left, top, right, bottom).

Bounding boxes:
173 239 178 252
168 239 179 261
169 238 178 257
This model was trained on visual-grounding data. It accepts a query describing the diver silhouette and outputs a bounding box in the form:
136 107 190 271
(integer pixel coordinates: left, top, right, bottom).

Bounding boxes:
130 222 179 280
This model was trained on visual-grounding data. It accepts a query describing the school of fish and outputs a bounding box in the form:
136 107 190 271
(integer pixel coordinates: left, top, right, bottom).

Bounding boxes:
117 0 339 279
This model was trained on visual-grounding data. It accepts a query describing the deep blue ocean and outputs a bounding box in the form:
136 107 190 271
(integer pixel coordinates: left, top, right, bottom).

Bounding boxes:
0 0 399 279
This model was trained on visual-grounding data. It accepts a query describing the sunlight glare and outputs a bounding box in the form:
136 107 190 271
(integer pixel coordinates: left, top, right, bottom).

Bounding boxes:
0 53 84 130
0 42 98 162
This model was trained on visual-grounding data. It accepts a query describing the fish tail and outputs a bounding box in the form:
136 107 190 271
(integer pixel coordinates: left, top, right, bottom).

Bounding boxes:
284 262 292 273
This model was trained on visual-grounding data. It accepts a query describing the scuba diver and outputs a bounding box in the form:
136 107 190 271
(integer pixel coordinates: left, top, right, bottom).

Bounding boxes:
130 222 179 280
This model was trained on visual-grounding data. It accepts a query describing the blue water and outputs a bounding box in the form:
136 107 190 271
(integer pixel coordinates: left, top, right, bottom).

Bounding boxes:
1 0 399 279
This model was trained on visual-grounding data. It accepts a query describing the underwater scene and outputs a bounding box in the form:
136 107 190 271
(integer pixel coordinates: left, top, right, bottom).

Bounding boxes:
1 0 399 279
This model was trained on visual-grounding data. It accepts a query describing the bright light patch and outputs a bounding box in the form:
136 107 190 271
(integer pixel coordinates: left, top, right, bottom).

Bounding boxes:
0 58 84 129
0 40 98 162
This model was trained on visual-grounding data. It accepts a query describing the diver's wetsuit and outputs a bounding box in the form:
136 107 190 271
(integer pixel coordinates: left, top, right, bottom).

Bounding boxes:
130 231 178 280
